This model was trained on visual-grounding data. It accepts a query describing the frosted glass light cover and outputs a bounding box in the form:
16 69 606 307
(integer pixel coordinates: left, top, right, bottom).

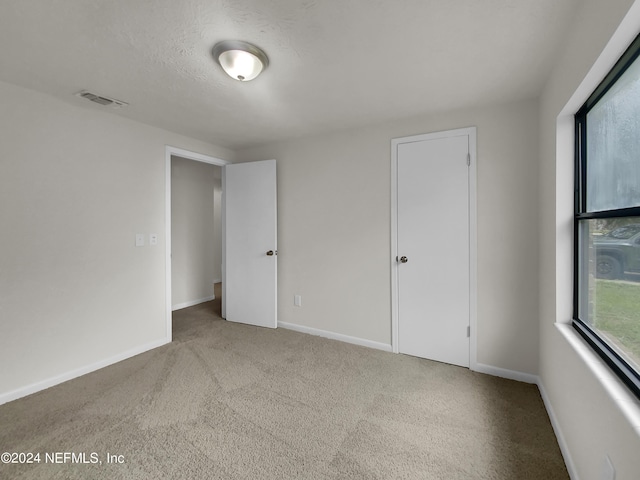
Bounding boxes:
218 50 263 81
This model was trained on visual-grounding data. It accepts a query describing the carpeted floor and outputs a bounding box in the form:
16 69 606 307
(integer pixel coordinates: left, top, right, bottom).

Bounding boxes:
0 290 568 479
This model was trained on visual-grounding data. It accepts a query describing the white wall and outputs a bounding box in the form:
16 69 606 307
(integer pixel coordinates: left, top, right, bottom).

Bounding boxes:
0 80 233 403
6 4 640 472
171 157 221 309
538 0 640 478
237 97 540 375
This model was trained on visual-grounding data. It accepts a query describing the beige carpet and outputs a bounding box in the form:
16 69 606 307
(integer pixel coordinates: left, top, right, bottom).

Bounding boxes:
0 294 568 479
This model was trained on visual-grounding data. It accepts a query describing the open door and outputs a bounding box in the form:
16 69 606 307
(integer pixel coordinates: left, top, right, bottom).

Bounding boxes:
222 159 277 328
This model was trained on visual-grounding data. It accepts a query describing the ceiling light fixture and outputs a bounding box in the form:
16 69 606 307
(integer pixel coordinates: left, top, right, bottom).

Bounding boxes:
211 40 269 82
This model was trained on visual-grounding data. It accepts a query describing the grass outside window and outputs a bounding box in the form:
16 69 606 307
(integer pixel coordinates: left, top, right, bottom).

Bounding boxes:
593 279 640 371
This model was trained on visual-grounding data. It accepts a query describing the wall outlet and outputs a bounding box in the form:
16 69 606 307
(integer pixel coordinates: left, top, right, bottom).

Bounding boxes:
294 295 302 307
135 234 145 247
149 233 158 246
601 455 615 480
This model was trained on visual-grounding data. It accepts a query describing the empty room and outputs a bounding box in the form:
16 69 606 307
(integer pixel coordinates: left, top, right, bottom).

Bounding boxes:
1 1 640 479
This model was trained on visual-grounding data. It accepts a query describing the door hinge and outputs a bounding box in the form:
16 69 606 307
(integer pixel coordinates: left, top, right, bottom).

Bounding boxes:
467 325 470 337
466 153 471 166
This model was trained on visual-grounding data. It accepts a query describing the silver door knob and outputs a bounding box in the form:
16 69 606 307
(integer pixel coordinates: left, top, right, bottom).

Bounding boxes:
399 256 408 263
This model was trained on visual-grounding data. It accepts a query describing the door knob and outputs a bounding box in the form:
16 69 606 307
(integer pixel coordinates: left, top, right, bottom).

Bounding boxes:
266 250 275 256
399 256 408 263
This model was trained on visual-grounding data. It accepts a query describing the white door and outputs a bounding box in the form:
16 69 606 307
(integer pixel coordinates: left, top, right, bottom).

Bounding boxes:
396 132 470 367
223 159 277 328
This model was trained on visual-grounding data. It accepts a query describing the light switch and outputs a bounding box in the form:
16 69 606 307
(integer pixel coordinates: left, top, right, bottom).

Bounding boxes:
135 234 145 247
294 295 302 307
149 233 158 246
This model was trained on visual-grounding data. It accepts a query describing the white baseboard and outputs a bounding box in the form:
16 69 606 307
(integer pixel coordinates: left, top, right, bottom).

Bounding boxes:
0 338 170 406
537 379 579 480
472 362 538 384
472 363 576 478
172 295 215 311
278 321 393 352
277 320 576 479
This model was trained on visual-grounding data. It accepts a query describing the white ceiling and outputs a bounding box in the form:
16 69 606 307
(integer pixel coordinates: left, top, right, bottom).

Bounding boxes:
0 0 579 150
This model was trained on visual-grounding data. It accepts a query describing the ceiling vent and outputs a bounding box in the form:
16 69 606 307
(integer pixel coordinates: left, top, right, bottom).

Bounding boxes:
75 90 128 108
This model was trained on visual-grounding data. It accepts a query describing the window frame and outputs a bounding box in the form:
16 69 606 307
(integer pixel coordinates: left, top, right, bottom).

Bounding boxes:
573 33 640 401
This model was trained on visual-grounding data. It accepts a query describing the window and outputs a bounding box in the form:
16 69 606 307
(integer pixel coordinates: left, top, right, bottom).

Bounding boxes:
574 33 640 399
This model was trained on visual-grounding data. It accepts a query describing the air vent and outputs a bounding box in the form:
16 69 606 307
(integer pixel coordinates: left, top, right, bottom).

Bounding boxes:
75 90 128 108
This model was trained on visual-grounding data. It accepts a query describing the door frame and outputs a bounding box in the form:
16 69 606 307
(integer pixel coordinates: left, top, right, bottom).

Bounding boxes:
165 145 229 342
390 127 478 369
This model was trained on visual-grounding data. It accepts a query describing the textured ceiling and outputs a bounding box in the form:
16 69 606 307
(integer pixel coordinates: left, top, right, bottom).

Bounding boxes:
0 0 579 149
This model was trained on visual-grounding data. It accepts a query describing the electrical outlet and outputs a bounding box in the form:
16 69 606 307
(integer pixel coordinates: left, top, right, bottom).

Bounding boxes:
294 295 302 307
149 233 158 246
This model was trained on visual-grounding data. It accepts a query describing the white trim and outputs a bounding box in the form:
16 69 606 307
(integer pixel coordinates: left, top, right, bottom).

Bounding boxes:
390 137 399 353
468 130 478 371
390 127 478 368
166 146 228 166
472 363 538 384
537 377 580 480
280 321 537 387
559 2 640 119
165 146 229 342
278 322 393 352
221 167 226 319
556 324 640 429
172 295 215 311
0 338 169 406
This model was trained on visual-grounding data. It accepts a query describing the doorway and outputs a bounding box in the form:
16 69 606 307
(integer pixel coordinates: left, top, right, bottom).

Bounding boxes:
171 156 222 310
165 146 229 341
391 127 477 368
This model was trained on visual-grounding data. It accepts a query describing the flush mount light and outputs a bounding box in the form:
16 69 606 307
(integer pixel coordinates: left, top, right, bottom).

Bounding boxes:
211 40 269 82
